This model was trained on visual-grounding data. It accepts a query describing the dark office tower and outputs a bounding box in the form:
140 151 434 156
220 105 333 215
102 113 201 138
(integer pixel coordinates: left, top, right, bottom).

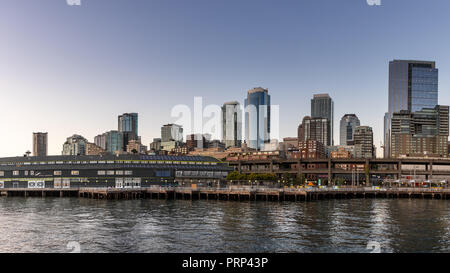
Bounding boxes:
311 94 334 146
33 132 48 156
384 60 438 157
118 113 138 136
299 116 330 147
245 87 270 150
339 114 360 145
354 126 374 159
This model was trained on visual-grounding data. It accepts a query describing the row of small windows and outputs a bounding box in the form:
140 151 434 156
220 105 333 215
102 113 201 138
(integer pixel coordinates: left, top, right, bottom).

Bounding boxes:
0 170 134 176
0 160 218 167
97 170 133 176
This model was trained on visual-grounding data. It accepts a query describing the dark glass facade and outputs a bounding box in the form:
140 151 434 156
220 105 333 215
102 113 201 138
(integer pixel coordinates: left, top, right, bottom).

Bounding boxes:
311 94 334 146
385 60 439 158
245 87 270 150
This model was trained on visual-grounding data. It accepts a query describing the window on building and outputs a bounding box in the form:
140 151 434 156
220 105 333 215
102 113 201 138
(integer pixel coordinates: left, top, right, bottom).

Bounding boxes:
116 170 124 175
0 171 4 176
71 170 79 176
13 171 19 176
97 170 106 175
107 170 115 175
124 170 133 175
54 171 62 176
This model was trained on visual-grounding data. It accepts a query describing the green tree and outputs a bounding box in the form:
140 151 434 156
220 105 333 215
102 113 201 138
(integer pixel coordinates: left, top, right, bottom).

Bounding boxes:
226 171 240 181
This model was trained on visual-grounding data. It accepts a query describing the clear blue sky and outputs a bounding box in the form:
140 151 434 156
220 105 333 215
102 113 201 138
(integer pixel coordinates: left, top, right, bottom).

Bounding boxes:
1 0 450 156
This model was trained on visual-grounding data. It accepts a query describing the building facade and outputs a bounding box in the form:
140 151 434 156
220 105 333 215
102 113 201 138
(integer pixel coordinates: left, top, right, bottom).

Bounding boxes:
299 140 326 159
298 116 331 146
105 130 123 154
311 94 334 146
33 132 48 157
245 87 270 150
390 105 449 158
94 134 107 150
0 154 232 189
62 135 87 156
85 142 107 156
161 124 183 143
118 113 138 137
339 114 360 146
354 126 374 159
222 101 242 148
186 134 209 150
126 139 147 154
384 60 438 157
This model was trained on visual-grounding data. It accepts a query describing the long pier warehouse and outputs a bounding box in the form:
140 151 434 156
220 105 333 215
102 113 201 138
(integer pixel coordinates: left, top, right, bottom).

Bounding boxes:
0 155 450 202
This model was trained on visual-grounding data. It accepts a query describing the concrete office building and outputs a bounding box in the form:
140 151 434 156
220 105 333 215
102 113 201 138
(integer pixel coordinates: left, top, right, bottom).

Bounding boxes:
298 116 331 147
161 124 183 143
390 105 449 158
33 132 48 157
354 126 374 159
222 101 242 148
62 135 87 156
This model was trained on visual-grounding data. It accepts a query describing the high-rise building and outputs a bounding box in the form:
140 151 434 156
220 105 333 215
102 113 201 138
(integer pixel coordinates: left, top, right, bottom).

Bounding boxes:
121 131 138 152
390 105 449 158
62 134 87 156
339 114 360 145
384 60 438 157
94 133 107 150
311 94 334 146
33 132 48 157
118 113 138 136
105 130 123 154
161 124 183 142
354 126 374 159
245 87 270 150
298 116 330 146
222 101 242 148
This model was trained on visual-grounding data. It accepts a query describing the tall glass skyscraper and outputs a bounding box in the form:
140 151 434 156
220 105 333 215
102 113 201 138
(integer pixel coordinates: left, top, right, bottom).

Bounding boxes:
245 87 270 150
105 130 123 153
384 60 438 157
339 114 360 146
118 113 138 136
222 101 242 148
311 94 334 146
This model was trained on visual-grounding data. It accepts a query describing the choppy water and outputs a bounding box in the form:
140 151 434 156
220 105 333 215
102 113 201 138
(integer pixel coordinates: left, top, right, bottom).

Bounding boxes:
0 197 448 253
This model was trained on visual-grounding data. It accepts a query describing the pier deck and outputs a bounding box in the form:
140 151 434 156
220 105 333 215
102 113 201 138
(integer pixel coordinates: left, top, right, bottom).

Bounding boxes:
1 187 449 201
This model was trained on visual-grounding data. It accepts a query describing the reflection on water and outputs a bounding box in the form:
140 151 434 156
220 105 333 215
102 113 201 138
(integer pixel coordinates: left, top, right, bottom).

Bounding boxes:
0 197 448 253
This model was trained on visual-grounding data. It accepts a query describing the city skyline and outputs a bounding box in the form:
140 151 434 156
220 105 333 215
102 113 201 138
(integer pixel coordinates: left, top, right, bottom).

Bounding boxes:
2 1 450 157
